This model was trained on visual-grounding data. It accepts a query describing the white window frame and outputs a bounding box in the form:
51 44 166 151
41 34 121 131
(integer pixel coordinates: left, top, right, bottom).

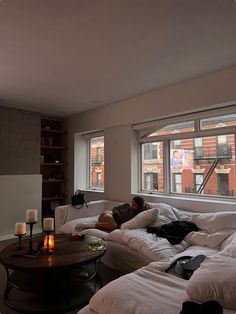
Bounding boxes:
138 109 236 200
83 131 104 191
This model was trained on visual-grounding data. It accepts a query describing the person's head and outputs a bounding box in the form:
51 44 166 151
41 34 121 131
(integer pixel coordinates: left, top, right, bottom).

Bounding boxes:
173 150 178 158
131 196 145 211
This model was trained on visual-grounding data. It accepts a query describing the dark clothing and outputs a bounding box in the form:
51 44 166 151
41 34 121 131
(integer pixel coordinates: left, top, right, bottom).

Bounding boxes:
147 221 199 245
180 300 223 314
112 203 149 227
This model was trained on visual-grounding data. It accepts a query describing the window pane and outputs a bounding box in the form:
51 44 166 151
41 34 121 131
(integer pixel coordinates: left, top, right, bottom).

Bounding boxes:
89 136 104 189
170 134 235 197
200 113 236 130
142 142 163 192
148 121 194 137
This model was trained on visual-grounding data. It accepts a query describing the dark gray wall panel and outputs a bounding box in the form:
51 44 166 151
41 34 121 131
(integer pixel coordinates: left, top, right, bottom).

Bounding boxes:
0 106 40 175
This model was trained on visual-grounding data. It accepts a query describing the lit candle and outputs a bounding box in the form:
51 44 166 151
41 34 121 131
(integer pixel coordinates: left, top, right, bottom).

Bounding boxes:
44 234 55 251
43 218 54 231
15 222 26 235
26 209 38 223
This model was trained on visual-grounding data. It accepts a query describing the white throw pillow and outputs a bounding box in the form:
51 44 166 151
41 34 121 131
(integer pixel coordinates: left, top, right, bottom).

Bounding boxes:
60 216 99 234
120 208 159 230
80 228 108 240
148 203 182 227
220 232 236 257
186 254 236 310
191 212 236 233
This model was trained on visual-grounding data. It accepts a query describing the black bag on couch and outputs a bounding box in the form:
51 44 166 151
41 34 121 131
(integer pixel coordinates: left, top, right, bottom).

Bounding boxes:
71 190 88 209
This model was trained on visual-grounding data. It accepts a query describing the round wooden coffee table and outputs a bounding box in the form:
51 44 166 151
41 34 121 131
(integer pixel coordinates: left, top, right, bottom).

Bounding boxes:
0 234 106 313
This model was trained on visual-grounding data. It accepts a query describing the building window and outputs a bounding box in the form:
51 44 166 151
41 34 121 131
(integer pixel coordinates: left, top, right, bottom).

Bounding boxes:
142 142 163 192
139 111 236 199
194 174 204 193
144 143 158 160
217 135 231 157
97 172 102 188
144 173 158 191
172 173 182 193
217 174 230 196
194 138 203 158
89 136 104 190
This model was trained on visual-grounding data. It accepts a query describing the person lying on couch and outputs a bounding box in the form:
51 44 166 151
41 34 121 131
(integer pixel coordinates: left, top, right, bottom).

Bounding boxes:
86 196 150 232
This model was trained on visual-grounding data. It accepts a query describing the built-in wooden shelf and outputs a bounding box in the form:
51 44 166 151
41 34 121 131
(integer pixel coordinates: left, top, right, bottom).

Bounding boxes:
41 145 66 150
41 128 66 134
41 163 65 166
42 196 66 201
41 117 67 219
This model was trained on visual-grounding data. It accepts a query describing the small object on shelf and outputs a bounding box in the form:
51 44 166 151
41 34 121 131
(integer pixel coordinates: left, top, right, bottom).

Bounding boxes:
54 160 60 163
48 138 53 146
26 209 38 223
40 155 44 163
45 126 50 130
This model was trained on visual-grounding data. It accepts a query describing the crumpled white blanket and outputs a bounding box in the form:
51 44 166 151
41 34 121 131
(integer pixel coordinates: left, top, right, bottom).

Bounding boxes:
106 228 189 261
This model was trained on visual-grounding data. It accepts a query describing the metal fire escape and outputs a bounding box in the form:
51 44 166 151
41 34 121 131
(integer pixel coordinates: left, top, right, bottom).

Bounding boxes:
195 145 232 194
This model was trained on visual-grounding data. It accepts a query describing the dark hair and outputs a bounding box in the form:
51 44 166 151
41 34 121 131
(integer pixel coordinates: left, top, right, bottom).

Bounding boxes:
132 196 145 210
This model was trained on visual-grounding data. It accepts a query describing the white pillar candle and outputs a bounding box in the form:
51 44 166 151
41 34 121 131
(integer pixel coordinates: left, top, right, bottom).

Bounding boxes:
15 222 26 235
26 209 38 223
43 218 54 231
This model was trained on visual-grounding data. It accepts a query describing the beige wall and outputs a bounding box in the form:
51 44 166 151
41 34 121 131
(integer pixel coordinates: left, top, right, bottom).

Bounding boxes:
0 175 42 239
66 66 236 211
0 107 42 239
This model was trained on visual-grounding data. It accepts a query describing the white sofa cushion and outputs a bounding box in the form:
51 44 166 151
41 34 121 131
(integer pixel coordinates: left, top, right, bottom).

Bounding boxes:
186 254 236 310
120 208 159 230
60 216 99 234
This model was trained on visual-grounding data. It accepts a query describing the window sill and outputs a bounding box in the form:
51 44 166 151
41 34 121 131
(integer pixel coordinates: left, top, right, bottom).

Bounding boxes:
82 189 104 193
134 192 236 212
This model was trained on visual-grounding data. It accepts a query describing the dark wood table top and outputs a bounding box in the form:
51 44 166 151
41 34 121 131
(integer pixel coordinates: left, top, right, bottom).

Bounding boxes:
0 234 106 271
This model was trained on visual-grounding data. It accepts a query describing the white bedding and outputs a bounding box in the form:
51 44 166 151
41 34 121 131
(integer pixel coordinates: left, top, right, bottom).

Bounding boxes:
101 241 151 273
106 228 190 261
80 263 234 314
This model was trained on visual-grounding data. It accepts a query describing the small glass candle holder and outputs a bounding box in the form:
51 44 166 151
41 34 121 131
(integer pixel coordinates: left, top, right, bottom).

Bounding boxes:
43 232 55 254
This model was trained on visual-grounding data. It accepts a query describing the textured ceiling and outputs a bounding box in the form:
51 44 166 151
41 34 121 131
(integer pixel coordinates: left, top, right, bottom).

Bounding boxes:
0 0 236 116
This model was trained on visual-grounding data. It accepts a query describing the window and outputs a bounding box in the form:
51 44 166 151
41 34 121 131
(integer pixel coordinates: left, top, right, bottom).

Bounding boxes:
142 142 163 192
200 113 236 130
144 173 158 190
139 111 236 199
194 138 203 158
144 143 158 160
217 135 231 157
194 174 204 193
172 173 182 193
97 172 102 188
148 121 194 137
217 174 229 196
89 136 104 190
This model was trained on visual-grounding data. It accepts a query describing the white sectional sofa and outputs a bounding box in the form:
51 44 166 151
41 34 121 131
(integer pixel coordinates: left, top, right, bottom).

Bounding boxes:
55 200 236 313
